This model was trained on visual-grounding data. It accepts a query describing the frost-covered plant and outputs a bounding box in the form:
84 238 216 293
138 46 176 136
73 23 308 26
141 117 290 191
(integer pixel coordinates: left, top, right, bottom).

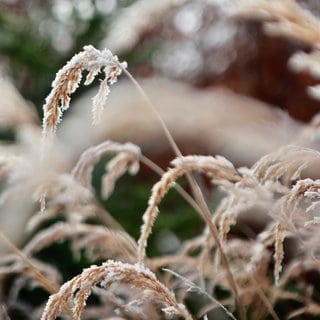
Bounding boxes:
2 1 320 320
41 260 192 320
42 45 127 137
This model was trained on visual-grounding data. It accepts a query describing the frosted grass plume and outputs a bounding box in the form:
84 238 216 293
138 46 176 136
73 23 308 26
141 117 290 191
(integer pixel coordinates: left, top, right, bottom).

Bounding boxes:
41 260 192 320
71 140 141 197
137 154 241 264
42 45 127 138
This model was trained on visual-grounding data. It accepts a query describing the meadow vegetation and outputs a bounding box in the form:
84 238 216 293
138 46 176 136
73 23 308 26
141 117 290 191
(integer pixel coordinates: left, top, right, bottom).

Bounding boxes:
1 1 320 319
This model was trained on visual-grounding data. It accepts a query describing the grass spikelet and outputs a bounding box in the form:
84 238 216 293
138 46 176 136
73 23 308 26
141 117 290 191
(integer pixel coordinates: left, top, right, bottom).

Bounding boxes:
41 260 192 320
42 45 127 137
34 141 140 213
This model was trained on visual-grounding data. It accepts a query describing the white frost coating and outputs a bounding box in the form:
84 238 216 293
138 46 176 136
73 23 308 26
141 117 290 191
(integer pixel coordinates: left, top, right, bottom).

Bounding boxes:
100 269 117 287
100 261 157 288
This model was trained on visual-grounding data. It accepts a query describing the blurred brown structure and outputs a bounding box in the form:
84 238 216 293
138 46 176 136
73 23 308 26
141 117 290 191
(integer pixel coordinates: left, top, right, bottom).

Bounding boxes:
107 1 320 122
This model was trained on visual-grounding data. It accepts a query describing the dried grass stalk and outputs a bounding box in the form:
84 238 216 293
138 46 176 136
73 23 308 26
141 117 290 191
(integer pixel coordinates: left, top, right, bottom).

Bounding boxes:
42 45 127 137
34 141 140 214
137 155 241 264
41 260 192 320
172 155 242 183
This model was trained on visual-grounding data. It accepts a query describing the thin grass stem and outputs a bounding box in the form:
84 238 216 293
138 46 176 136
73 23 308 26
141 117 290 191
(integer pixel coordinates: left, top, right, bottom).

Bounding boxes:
140 155 201 214
122 67 246 320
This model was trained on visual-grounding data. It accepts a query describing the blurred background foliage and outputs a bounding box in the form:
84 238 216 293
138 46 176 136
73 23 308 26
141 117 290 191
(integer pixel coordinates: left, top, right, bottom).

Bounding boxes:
0 0 134 112
1 0 320 120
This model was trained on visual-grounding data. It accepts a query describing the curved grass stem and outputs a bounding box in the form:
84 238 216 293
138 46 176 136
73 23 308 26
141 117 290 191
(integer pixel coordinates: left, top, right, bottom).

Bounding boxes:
123 68 246 320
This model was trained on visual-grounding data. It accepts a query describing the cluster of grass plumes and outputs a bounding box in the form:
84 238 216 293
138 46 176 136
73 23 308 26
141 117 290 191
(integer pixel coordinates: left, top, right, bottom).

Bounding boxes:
1 1 320 319
17 139 319 320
